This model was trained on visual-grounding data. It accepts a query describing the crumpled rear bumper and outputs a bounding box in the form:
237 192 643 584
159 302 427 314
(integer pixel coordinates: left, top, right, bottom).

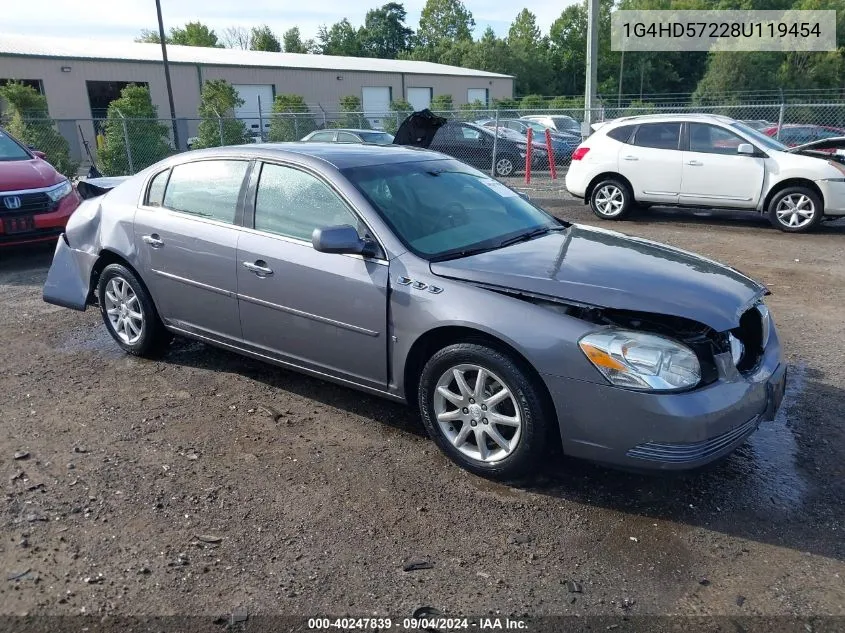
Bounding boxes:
42 235 96 311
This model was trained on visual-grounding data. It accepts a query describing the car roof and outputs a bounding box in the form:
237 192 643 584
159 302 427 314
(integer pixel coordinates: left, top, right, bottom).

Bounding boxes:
178 142 445 169
605 113 737 126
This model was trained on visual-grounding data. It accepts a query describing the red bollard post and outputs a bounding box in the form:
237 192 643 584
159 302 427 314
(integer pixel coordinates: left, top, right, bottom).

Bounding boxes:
525 127 533 184
545 129 557 180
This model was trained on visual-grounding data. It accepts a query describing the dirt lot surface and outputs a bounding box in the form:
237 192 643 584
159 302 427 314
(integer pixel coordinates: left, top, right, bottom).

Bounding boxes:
0 203 844 627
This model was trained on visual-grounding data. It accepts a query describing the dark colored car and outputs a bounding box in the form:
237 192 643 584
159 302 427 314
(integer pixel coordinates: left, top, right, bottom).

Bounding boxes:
762 124 845 150
484 119 581 163
301 129 395 145
0 127 81 246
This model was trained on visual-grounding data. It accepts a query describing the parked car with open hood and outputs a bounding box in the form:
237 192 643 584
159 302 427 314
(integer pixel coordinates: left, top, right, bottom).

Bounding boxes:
565 113 845 232
0 126 81 246
43 143 785 480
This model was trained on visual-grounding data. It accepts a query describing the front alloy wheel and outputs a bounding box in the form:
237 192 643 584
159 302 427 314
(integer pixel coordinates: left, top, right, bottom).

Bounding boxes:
768 187 822 233
495 156 515 177
418 342 549 480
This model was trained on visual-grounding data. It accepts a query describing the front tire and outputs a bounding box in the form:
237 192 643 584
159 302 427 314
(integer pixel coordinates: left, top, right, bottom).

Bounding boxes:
590 178 633 220
97 263 171 357
494 155 516 177
768 186 823 233
418 343 549 481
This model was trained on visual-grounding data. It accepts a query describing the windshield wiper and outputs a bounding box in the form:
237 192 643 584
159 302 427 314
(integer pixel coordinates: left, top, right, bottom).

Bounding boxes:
429 244 502 262
496 225 566 249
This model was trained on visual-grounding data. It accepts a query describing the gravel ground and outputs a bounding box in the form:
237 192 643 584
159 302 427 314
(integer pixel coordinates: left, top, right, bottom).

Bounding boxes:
0 202 843 627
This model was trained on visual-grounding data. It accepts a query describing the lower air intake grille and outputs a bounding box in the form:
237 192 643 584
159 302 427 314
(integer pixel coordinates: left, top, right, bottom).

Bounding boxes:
626 415 759 463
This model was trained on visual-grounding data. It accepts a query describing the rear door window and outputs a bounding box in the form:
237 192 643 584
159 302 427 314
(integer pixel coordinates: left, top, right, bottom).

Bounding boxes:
633 123 681 150
606 125 635 143
162 160 249 224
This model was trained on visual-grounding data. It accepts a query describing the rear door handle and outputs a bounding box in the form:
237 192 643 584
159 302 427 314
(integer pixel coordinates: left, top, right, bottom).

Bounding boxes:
687 160 703 166
242 260 273 276
142 234 164 248
622 155 638 161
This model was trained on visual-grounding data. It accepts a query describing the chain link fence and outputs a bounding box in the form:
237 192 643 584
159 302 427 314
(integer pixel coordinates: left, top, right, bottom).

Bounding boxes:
16 102 845 199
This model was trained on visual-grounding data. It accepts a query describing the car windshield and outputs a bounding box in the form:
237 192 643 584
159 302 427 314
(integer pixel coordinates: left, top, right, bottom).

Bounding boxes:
359 131 394 144
552 117 581 132
342 159 562 260
0 130 32 161
730 121 788 151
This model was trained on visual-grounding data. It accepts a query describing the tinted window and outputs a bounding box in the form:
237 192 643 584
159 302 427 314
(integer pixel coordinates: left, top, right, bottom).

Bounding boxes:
551 116 581 132
633 123 681 150
337 132 360 143
606 125 634 143
730 122 786 151
308 131 335 142
343 159 558 259
0 129 31 161
254 163 360 241
162 160 248 223
145 169 170 207
689 123 745 155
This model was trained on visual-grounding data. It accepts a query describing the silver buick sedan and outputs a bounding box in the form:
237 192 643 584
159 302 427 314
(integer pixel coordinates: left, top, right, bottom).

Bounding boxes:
43 144 786 480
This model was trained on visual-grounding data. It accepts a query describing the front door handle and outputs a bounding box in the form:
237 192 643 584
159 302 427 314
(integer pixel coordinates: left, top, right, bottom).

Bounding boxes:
242 260 273 276
622 155 638 161
687 160 703 166
142 234 164 248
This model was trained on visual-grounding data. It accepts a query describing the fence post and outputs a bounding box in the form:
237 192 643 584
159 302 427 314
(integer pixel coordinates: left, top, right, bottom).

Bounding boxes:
258 95 264 142
490 109 499 178
294 114 299 139
525 127 533 184
776 99 786 141
117 109 134 175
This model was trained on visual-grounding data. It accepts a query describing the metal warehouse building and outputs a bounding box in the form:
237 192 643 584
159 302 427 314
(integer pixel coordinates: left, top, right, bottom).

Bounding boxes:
0 34 513 156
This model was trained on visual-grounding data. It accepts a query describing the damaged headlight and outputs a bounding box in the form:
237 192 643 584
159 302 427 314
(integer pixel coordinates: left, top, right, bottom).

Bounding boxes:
46 180 73 202
579 329 701 391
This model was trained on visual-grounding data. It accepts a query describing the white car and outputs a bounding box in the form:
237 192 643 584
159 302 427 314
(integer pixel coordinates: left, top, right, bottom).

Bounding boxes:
564 113 845 233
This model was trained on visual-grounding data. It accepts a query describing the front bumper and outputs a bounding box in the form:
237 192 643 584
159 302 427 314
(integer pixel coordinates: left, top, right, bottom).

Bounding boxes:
0 191 81 246
815 179 845 216
543 332 786 470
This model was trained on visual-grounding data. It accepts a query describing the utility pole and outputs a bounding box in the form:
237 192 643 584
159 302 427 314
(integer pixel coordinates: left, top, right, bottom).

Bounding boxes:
155 0 180 149
584 0 599 135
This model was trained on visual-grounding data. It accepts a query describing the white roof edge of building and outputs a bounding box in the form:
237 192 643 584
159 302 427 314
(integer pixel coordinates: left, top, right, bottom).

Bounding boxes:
0 34 514 79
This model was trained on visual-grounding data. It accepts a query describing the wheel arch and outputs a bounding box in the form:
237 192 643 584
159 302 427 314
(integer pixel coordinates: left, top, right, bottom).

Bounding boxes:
88 249 147 305
584 172 635 204
762 178 824 214
402 325 560 429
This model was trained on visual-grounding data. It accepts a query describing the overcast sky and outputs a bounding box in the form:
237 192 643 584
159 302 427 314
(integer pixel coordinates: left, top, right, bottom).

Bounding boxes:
3 0 576 43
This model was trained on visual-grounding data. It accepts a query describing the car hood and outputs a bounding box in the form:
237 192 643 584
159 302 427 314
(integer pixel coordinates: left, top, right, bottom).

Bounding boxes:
784 136 845 152
0 158 63 192
430 225 767 332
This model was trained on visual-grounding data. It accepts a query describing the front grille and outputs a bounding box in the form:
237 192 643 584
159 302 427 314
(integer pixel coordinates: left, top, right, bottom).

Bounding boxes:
626 415 760 463
1 191 55 215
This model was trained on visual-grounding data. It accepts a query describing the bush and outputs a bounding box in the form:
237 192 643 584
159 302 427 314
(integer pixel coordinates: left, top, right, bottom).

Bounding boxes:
519 94 547 111
194 80 250 148
98 85 171 176
0 81 77 177
385 99 413 135
268 94 315 141
339 95 370 129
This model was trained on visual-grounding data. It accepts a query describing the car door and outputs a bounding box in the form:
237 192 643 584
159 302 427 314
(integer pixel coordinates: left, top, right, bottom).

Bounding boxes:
134 159 250 341
236 161 389 389
619 122 683 204
680 123 765 208
431 124 487 169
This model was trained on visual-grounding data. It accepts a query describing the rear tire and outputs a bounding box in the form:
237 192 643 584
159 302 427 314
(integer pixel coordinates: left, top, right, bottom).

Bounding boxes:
97 263 171 358
590 178 634 220
768 186 823 233
418 343 549 481
494 156 516 177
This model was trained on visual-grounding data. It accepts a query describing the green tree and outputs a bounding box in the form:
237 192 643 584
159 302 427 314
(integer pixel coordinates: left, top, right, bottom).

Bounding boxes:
339 95 369 128
385 99 413 134
194 80 250 148
282 27 314 53
0 81 77 177
250 25 282 52
460 27 510 75
430 94 454 115
318 19 364 56
519 94 547 110
99 85 171 176
416 0 474 50
360 3 414 58
136 21 223 47
268 94 315 141
507 9 551 95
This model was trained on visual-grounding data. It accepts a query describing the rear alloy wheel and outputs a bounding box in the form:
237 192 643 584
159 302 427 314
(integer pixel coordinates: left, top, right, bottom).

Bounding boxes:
768 187 823 233
418 343 549 481
97 263 171 357
494 156 515 177
590 178 633 220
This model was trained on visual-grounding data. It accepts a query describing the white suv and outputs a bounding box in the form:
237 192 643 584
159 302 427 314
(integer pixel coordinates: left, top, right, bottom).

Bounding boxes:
564 113 845 233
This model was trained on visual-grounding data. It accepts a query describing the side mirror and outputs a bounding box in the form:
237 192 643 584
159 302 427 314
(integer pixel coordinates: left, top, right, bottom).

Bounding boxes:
737 143 755 155
312 225 378 258
31 149 47 159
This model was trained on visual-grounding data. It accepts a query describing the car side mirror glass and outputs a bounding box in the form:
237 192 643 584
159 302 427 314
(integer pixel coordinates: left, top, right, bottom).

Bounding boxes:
312 225 377 257
31 149 46 159
737 143 755 155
